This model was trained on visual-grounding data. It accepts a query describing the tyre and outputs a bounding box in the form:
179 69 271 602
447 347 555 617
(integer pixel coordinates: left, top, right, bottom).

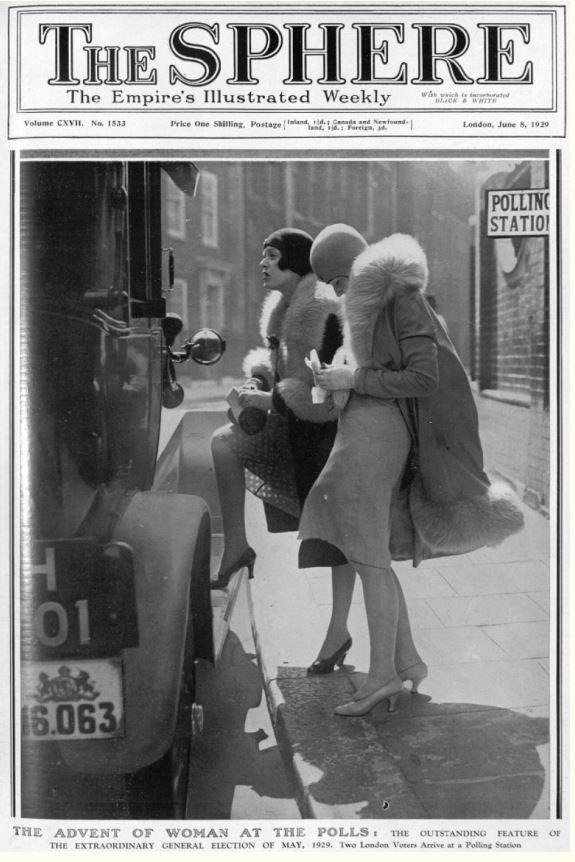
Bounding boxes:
125 661 198 819
124 522 208 819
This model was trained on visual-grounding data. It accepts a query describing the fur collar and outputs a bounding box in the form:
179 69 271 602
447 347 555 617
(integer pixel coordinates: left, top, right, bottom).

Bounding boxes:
259 287 289 341
259 272 339 348
243 273 341 391
344 233 428 367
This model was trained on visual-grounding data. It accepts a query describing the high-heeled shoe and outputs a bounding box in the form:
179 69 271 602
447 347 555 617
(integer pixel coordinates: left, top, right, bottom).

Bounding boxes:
334 677 403 716
398 661 428 693
307 637 352 675
211 547 256 590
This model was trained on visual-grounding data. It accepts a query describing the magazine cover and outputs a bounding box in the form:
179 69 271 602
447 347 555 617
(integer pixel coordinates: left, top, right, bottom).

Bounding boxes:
1 0 570 855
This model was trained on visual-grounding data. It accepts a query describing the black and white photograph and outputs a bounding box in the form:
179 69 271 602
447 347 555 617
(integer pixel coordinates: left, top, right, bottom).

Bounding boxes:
16 152 557 824
3 0 570 855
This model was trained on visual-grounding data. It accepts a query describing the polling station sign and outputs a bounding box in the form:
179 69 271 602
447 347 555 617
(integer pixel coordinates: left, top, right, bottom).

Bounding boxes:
486 188 550 237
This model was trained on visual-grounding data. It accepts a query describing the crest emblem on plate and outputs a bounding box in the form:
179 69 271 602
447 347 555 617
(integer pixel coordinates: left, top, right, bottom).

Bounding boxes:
32 666 100 703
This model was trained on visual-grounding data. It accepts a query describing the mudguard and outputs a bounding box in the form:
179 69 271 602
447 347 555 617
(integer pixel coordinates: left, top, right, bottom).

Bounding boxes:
59 490 211 774
155 409 226 525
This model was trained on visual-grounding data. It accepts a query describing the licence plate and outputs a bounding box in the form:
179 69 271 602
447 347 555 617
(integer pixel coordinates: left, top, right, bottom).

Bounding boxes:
21 658 124 741
21 539 138 660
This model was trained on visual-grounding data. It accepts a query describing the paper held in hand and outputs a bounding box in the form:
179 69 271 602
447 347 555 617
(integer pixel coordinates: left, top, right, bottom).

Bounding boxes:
226 386 243 421
305 349 327 403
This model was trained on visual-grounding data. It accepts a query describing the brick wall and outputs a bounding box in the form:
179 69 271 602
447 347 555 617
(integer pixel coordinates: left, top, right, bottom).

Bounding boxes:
474 393 550 511
474 394 529 486
494 234 547 398
477 161 550 509
527 406 551 509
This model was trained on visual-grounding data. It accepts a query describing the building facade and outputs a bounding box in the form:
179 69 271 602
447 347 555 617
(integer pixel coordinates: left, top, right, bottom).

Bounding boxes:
472 159 550 510
160 156 550 509
162 158 475 378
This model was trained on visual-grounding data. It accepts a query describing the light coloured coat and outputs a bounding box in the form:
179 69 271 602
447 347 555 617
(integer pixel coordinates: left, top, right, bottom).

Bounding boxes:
344 233 524 565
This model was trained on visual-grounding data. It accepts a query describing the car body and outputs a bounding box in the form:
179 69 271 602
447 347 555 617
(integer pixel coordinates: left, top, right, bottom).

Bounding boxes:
18 159 224 817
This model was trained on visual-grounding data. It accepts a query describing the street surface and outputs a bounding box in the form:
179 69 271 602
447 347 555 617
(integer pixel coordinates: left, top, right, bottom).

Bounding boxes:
22 391 552 822
21 578 299 820
246 488 552 819
186 581 300 819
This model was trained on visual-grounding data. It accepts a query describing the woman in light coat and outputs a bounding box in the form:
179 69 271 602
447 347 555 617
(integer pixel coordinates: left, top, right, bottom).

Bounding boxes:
299 225 524 715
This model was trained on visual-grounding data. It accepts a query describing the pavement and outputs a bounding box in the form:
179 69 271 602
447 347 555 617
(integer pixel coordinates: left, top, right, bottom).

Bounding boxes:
242 480 552 820
176 399 553 821
185 577 301 820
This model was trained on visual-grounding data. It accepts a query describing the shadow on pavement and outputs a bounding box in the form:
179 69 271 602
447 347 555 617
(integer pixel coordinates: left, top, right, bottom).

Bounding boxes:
186 631 297 819
276 669 549 820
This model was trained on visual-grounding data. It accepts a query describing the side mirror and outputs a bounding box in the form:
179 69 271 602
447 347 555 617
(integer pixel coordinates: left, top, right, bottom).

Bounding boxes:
161 323 225 409
182 329 226 366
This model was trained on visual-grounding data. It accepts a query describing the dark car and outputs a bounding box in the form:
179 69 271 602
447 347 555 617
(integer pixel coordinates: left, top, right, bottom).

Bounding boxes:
18 159 225 817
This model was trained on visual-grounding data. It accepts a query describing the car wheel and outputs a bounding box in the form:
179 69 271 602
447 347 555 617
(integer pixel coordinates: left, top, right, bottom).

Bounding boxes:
125 643 201 818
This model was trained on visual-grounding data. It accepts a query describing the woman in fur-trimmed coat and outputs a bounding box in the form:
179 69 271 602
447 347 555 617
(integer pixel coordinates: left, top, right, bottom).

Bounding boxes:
243 263 343 511
211 227 355 593
299 225 524 716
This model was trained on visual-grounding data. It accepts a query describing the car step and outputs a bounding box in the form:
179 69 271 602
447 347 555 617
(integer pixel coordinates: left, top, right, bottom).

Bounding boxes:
210 533 247 663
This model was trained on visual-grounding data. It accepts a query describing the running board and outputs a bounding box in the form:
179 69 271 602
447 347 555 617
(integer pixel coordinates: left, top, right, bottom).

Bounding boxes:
210 533 247 663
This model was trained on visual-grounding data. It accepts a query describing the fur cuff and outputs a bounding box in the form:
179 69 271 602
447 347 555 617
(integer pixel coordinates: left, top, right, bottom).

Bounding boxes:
243 347 274 388
409 478 525 555
277 378 338 423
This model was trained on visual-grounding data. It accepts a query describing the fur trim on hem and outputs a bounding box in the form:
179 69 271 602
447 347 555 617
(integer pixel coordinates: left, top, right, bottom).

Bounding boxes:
409 478 525 555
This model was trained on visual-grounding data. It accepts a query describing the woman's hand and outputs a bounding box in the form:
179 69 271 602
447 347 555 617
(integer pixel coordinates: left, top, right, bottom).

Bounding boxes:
314 365 355 391
238 389 273 411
